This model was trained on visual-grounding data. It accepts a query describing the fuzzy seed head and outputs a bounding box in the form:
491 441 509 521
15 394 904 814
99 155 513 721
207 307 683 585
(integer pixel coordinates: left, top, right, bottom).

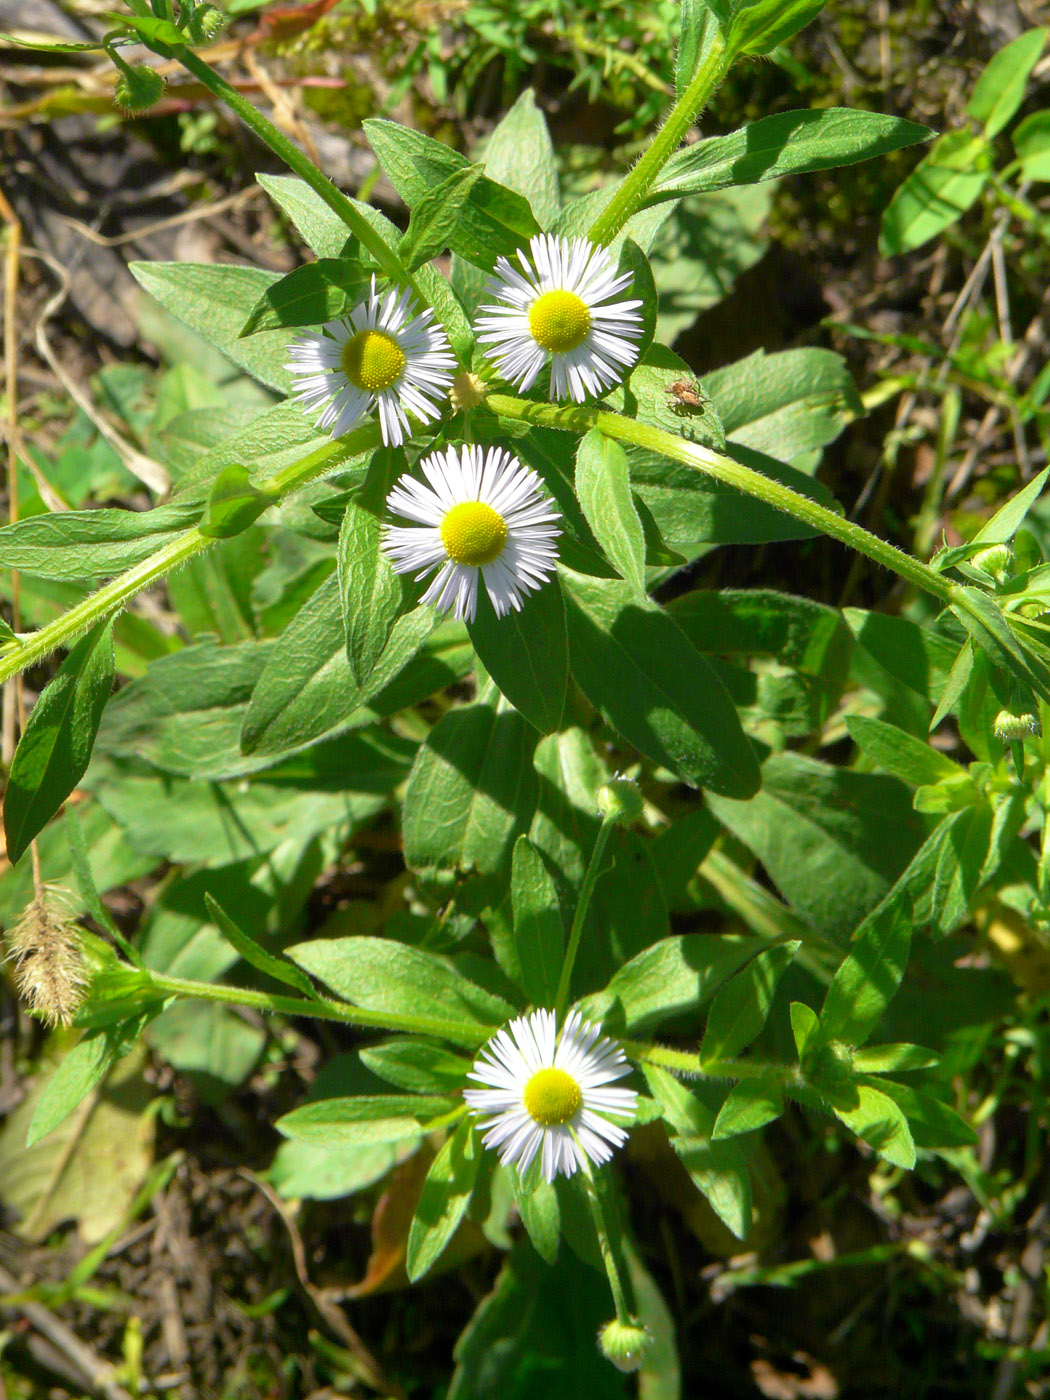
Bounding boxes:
6 890 87 1026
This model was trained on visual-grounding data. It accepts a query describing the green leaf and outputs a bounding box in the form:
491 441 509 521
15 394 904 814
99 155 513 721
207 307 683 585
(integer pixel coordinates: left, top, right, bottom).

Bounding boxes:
843 608 959 705
581 934 764 1033
199 464 273 539
852 1043 938 1074
276 1094 454 1147
711 1077 785 1139
130 262 293 393
967 28 1047 137
241 575 434 755
26 1015 154 1146
512 1174 560 1263
700 941 800 1064
846 714 967 788
832 1083 916 1169
407 1119 480 1281
256 173 354 258
467 578 569 735
869 1077 976 1149
708 751 925 944
820 900 912 1048
288 935 513 1044
363 119 541 269
676 0 720 98
1012 109 1050 180
950 583 1050 705
359 1040 472 1094
0 30 109 52
510 836 564 1007
338 498 406 689
728 0 826 55
559 568 760 797
240 258 368 335
0 503 200 583
651 108 933 203
478 88 560 231
5 623 114 863
790 1001 820 1059
399 165 486 271
643 1065 751 1239
971 465 1050 545
704 346 862 463
574 430 646 595
204 894 318 1000
120 13 186 44
879 130 992 256
402 679 539 876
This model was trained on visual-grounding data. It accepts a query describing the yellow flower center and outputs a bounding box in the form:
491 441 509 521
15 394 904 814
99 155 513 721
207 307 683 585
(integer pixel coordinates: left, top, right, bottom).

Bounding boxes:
528 289 591 353
341 329 406 392
440 501 508 567
523 1067 582 1126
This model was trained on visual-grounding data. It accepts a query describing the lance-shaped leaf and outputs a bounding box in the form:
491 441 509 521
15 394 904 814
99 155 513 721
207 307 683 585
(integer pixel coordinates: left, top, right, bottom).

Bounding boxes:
406 1119 480 1281
509 836 564 1007
575 430 646 595
700 941 800 1064
820 899 912 1048
5 622 114 862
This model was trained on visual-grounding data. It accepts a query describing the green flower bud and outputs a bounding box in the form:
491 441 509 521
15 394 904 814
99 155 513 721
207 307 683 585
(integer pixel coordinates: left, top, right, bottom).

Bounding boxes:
994 708 1041 742
113 65 165 113
596 778 644 827
188 5 225 41
598 1319 652 1373
972 543 1013 583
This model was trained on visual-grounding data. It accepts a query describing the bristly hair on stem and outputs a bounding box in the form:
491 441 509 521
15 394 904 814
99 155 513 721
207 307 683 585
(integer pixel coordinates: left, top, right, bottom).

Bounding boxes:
6 886 87 1026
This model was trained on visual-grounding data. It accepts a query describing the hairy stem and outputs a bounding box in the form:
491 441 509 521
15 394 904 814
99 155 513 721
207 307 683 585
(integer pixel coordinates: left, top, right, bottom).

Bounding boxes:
169 47 419 296
587 31 730 246
147 971 489 1048
487 394 954 603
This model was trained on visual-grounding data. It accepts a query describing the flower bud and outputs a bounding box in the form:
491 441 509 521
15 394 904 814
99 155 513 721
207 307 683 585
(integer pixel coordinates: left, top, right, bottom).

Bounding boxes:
598 1319 652 1373
994 708 1041 742
596 777 644 827
188 4 225 41
114 65 165 113
972 543 1013 583
6 890 86 1026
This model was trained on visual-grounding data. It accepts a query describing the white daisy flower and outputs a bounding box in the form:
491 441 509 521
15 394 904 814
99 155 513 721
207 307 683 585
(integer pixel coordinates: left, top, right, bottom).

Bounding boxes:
382 443 560 623
474 233 643 402
286 276 455 447
463 1008 637 1183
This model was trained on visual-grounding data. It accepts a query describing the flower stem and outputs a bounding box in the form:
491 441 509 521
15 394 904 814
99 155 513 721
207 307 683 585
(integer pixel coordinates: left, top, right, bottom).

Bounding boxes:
487 393 954 603
146 971 490 1048
554 813 615 1017
623 1036 804 1087
587 31 730 246
579 1155 635 1323
168 46 419 296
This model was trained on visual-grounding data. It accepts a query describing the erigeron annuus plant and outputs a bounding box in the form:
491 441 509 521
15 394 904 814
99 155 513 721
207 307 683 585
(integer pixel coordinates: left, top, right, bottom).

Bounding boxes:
5 0 1050 1375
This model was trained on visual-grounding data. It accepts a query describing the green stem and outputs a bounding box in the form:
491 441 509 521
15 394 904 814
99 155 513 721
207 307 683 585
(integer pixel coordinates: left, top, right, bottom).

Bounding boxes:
487 394 954 603
587 32 730 246
0 431 374 685
554 814 615 1017
622 1037 805 1086
169 47 419 297
148 971 488 1048
580 1156 634 1323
